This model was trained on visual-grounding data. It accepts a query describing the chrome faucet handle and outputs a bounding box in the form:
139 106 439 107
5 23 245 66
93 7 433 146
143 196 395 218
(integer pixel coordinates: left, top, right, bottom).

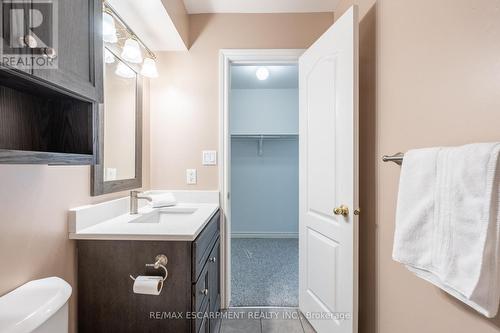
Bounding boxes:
130 190 152 214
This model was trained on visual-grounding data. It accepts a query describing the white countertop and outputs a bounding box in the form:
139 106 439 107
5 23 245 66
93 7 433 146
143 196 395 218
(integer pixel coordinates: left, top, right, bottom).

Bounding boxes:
68 191 220 241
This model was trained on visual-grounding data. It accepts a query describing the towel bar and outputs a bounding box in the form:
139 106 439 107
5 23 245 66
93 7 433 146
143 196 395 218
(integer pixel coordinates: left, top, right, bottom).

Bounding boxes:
382 152 404 165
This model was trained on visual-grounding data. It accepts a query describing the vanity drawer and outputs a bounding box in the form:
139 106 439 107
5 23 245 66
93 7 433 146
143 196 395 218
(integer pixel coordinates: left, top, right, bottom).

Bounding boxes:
192 210 220 282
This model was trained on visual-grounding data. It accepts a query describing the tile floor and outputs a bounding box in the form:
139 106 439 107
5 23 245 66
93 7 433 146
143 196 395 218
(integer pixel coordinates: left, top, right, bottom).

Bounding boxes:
219 308 316 333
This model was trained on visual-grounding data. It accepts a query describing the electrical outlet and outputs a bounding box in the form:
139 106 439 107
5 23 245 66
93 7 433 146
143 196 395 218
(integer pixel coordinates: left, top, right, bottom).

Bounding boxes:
186 169 197 185
202 150 217 166
105 167 117 181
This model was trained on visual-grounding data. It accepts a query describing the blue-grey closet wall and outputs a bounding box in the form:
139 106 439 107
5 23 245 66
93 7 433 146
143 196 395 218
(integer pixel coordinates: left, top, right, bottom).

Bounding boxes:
231 139 298 235
230 87 299 236
230 89 298 134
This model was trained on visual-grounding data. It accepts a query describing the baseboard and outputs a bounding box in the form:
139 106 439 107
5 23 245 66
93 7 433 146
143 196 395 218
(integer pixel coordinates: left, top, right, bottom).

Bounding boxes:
231 232 298 239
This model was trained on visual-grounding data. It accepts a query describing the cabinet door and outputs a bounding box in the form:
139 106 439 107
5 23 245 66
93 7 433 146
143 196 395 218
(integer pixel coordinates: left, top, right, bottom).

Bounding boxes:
0 0 32 74
208 238 221 333
32 0 103 102
198 313 210 333
193 262 210 333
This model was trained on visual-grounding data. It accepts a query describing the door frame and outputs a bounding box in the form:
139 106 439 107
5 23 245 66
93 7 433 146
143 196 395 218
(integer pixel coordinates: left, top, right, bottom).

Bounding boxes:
218 49 304 308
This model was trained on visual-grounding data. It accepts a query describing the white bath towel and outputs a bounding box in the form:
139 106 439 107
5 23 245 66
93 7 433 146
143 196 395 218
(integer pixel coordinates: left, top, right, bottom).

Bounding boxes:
392 142 500 317
147 193 177 208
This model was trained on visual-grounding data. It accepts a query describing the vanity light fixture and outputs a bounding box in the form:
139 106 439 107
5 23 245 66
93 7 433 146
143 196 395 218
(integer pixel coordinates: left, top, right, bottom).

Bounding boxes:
104 1 159 77
102 12 117 43
121 38 143 64
104 48 115 64
115 61 136 79
141 57 159 78
256 67 270 81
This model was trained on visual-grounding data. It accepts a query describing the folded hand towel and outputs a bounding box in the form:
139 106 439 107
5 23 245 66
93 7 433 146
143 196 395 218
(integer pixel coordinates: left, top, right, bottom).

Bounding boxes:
392 142 500 317
147 193 177 208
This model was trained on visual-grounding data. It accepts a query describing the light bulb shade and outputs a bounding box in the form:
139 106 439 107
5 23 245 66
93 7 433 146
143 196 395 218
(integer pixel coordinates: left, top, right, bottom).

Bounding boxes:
256 67 269 80
140 58 159 78
104 48 115 64
115 61 136 78
121 38 143 63
102 13 117 44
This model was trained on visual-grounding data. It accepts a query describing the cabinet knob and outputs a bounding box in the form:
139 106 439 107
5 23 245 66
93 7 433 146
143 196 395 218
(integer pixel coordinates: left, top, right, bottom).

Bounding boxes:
43 47 57 60
22 35 37 48
209 257 217 263
200 288 209 295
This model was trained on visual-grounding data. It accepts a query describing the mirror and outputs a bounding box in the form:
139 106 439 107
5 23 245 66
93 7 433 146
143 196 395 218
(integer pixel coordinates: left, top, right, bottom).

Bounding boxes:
103 56 136 181
91 47 142 196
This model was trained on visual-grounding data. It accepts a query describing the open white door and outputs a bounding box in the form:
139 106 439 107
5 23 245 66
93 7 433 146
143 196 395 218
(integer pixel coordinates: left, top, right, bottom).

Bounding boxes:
299 6 358 333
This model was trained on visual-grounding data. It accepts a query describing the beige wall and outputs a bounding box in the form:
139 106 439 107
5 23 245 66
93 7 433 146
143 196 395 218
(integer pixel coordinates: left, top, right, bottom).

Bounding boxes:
0 79 151 333
149 13 334 190
161 0 190 48
335 0 500 332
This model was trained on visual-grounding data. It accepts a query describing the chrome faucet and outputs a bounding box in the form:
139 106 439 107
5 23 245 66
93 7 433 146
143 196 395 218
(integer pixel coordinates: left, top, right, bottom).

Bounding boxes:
130 190 152 214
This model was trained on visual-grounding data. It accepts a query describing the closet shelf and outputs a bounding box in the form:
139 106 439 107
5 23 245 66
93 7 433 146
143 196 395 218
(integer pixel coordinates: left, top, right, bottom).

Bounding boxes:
231 134 298 156
231 134 298 140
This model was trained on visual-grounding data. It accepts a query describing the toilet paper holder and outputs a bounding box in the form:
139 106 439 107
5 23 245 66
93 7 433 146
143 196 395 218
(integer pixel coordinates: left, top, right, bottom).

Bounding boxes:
129 254 168 282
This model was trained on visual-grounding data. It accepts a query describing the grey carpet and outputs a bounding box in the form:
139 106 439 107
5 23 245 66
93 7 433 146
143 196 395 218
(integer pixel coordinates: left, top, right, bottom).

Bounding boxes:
231 238 298 307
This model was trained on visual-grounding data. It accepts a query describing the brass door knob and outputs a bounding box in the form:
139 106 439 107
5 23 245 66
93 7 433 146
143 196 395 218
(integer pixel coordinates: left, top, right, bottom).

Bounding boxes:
334 205 349 216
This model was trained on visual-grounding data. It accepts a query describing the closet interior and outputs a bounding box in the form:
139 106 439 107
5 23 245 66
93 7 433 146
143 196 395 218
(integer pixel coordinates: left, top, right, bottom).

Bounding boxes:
229 64 299 307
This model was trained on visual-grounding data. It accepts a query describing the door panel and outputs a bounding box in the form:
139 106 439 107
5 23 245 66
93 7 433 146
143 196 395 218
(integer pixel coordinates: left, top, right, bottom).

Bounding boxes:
306 228 338 311
306 56 337 218
299 6 358 333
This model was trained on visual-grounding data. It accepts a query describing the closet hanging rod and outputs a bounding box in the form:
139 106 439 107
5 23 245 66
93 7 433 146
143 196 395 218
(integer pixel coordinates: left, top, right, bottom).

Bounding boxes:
382 152 404 165
231 134 298 139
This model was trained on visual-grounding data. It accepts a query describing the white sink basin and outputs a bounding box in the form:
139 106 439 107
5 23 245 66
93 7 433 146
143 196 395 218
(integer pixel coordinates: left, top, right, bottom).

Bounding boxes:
129 211 160 223
128 207 198 224
159 207 198 214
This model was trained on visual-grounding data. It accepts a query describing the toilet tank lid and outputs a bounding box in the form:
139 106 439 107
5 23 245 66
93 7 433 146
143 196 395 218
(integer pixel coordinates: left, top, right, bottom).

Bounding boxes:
0 277 72 333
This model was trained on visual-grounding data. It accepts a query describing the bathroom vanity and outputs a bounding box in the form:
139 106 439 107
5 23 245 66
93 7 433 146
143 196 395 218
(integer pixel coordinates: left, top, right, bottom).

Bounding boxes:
69 192 221 333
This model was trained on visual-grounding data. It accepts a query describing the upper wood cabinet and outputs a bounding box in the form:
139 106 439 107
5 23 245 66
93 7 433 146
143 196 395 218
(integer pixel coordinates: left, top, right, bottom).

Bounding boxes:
32 0 103 102
0 0 104 165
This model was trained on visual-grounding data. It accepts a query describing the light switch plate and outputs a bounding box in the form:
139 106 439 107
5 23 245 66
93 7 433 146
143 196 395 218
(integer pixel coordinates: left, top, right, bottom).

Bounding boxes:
202 150 217 166
186 169 197 185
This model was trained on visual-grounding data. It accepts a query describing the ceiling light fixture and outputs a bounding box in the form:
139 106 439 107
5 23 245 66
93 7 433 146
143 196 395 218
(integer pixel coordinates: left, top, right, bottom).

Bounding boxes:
256 67 269 81
141 58 159 78
104 48 115 64
115 61 136 79
121 38 143 64
102 12 117 43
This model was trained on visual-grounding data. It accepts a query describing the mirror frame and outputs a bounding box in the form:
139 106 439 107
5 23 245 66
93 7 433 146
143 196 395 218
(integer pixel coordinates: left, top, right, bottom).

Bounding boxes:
91 67 143 196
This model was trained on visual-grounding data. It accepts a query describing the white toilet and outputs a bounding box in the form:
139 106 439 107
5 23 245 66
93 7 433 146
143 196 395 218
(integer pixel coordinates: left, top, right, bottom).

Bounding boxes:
0 277 72 333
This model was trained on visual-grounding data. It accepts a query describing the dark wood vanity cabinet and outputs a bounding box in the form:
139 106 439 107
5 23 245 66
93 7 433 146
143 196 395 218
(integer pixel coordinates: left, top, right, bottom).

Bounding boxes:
77 210 222 333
